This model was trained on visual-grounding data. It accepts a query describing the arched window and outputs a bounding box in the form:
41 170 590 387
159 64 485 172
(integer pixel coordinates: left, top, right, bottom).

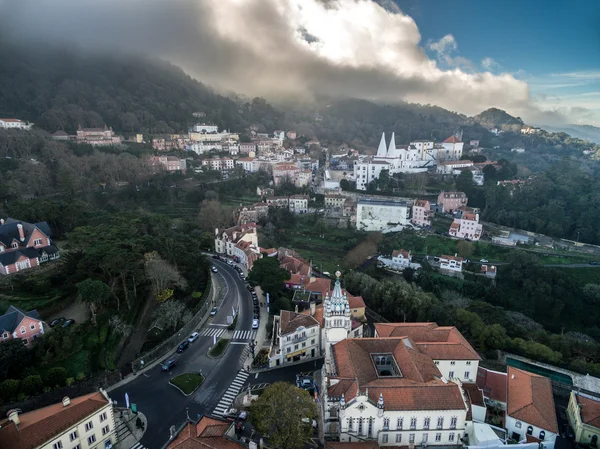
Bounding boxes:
539 431 546 440
527 426 533 436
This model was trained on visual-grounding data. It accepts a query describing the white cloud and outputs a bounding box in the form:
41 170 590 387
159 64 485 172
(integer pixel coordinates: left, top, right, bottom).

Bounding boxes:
552 70 600 80
481 57 500 71
0 0 590 125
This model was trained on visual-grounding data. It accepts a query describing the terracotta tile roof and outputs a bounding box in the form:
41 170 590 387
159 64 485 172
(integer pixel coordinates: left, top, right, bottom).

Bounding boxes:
300 304 325 327
364 383 465 411
0 391 110 449
575 393 600 427
507 367 558 433
327 379 358 399
305 278 331 296
476 367 507 403
444 135 462 143
279 310 319 335
392 249 410 259
347 293 365 310
481 265 497 273
414 199 429 208
374 323 480 360
167 416 243 449
441 254 464 262
463 383 486 407
463 213 478 221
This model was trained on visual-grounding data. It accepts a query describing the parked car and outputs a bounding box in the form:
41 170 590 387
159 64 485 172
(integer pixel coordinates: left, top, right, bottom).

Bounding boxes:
62 319 75 328
210 307 218 316
177 341 190 353
590 261 600 265
252 319 259 329
479 259 489 263
161 358 178 371
212 255 219 259
49 317 65 327
246 285 254 292
188 332 200 343
253 313 259 320
296 375 314 390
211 266 218 273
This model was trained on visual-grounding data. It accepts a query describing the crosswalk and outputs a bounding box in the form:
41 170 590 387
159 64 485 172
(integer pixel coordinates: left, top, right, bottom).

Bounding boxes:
201 328 226 338
212 370 250 417
232 330 256 341
130 443 147 449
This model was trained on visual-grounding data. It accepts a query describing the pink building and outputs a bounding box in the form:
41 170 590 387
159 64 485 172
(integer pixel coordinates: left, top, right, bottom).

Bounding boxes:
412 199 433 227
0 218 60 275
286 131 297 140
76 125 122 146
148 156 186 173
0 306 45 347
437 191 468 213
449 213 483 241
272 162 300 186
239 143 256 154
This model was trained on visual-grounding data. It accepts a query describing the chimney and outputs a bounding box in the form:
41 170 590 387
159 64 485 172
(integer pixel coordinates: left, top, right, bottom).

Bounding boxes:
310 301 316 316
17 223 24 241
7 409 20 427
62 397 71 407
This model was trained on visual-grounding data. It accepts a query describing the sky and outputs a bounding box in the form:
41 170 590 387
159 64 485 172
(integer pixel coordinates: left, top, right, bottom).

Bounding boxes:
0 0 599 126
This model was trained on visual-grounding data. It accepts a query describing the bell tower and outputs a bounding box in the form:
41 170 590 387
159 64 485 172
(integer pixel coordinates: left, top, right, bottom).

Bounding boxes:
324 271 352 369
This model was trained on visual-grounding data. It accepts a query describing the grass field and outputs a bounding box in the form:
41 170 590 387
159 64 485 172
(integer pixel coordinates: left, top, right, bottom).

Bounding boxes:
208 338 230 357
170 373 205 395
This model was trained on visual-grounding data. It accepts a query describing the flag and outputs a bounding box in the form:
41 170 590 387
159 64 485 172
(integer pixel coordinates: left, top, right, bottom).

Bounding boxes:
125 393 130 409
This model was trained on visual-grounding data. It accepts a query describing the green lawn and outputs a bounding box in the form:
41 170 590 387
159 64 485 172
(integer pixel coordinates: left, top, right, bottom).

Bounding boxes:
170 372 205 395
557 267 600 284
208 338 230 357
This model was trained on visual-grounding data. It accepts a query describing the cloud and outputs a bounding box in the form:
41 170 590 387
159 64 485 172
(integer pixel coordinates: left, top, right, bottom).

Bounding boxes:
0 0 582 125
552 70 600 80
481 57 501 71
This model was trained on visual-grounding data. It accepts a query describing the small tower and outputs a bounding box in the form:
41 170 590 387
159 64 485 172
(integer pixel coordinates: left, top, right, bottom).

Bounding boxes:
324 271 352 368
377 393 384 418
339 393 346 420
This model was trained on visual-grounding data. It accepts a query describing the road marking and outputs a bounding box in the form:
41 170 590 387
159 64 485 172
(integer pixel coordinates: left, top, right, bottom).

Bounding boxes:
211 324 229 327
129 443 146 449
255 373 259 379
232 330 256 340
212 370 250 417
201 328 226 338
230 342 247 345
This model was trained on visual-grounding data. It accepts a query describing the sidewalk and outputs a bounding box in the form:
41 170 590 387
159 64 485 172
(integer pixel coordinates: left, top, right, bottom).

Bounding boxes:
113 408 147 449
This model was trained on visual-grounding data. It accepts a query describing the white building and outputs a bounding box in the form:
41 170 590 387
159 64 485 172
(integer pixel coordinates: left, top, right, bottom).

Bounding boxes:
235 157 258 172
353 160 390 191
190 123 219 134
0 390 116 449
511 148 526 153
269 307 321 366
436 160 474 175
289 195 309 214
356 199 411 231
378 249 421 271
506 367 558 445
0 118 33 130
202 157 234 171
449 213 483 241
214 223 258 258
412 199 433 228
439 255 464 273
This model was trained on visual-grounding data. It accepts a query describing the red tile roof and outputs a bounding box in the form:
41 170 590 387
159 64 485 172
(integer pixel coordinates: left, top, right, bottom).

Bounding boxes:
575 393 600 427
0 391 110 449
392 249 410 259
326 442 379 449
463 383 486 407
329 337 467 411
507 367 558 433
476 367 507 403
414 199 429 208
305 278 331 296
166 416 243 449
374 322 480 360
441 254 463 262
347 293 365 310
444 135 462 143
279 310 320 335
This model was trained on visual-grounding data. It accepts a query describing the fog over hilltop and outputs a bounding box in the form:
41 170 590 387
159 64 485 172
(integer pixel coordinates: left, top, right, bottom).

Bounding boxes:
0 0 579 126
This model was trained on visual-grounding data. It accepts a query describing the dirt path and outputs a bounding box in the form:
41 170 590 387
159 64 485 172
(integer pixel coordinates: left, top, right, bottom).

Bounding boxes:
46 300 90 324
116 292 157 371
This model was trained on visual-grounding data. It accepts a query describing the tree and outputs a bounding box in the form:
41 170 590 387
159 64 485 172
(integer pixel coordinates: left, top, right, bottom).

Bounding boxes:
144 252 188 300
248 257 291 296
153 300 191 332
456 240 474 258
339 178 350 191
455 169 474 193
45 367 68 388
108 316 133 338
377 169 390 191
21 375 43 396
0 379 20 403
76 278 111 325
250 382 317 449
0 339 31 380
197 200 234 233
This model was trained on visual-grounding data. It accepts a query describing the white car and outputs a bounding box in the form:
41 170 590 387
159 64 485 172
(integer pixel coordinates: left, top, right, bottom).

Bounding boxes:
479 259 489 263
211 266 218 273
252 319 259 329
188 332 199 343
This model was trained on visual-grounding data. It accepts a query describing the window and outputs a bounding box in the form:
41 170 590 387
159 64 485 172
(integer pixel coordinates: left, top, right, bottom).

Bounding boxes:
464 371 470 379
527 426 533 436
383 417 390 430
449 433 455 442
397 417 403 430
382 434 388 443
311 339 315 344
540 431 546 440
102 425 110 435
423 433 428 443
423 417 430 429
73 445 81 449
34 238 42 246
2 332 7 339
395 434 402 443
12 242 18 249
410 417 417 430
515 421 522 429
87 435 96 445
30 324 36 330
436 433 442 442
368 417 373 437
53 442 63 449
69 431 78 441
449 371 454 379
85 421 94 431
20 327 26 334
450 361 455 365
302 342 306 348
100 412 107 422
450 416 457 429
294 344 298 350
347 418 353 431
23 338 28 345
434 361 439 365
409 434 415 444
437 417 444 429
287 347 291 353
358 418 363 435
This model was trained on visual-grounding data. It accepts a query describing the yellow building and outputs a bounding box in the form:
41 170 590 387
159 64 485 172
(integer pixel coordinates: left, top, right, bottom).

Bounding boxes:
567 391 600 446
0 389 116 449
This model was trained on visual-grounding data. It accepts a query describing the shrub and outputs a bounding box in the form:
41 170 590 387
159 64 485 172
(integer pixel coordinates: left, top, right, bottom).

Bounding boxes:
21 375 43 396
0 379 21 403
46 367 68 388
66 377 75 387
76 372 86 381
192 291 203 299
98 326 109 344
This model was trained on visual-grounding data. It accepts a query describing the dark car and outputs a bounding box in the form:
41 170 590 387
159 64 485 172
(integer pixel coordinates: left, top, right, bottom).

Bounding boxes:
49 317 65 327
177 341 190 353
212 255 219 259
296 375 314 390
590 261 600 265
161 358 178 371
562 424 575 440
62 319 75 328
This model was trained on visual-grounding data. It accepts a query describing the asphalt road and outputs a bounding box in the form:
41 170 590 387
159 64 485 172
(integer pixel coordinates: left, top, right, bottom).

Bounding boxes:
111 259 255 448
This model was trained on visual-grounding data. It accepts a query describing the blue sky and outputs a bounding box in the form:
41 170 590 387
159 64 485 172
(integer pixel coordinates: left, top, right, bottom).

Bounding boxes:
396 0 600 124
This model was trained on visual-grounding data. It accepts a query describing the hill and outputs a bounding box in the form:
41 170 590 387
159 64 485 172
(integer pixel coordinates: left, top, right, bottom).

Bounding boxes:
473 107 524 127
540 124 600 144
0 42 284 134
